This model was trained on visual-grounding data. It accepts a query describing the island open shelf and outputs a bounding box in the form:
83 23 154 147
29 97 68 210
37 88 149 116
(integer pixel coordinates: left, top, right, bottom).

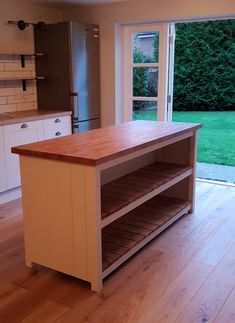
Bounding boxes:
102 194 191 275
12 120 201 291
101 161 192 227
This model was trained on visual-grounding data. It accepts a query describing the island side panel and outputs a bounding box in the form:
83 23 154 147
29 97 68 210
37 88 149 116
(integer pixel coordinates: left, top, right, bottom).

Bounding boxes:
71 163 88 281
84 165 102 291
20 156 76 276
156 131 197 210
188 130 197 213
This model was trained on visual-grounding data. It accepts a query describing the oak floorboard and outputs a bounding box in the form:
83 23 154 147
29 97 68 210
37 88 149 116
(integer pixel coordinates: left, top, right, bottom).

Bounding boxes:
194 196 235 266
68 208 227 322
0 199 22 228
213 287 235 323
136 261 213 323
0 182 234 323
57 248 166 323
175 243 235 323
151 183 232 253
19 300 70 323
0 282 26 310
194 181 214 198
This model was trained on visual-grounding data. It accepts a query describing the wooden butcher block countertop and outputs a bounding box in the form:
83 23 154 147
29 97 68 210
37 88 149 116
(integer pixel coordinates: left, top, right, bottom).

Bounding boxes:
12 121 201 166
0 109 72 126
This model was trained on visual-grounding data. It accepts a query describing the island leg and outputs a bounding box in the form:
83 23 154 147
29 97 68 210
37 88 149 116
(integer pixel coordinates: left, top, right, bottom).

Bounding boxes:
91 278 103 292
188 131 197 214
84 165 103 292
25 258 32 268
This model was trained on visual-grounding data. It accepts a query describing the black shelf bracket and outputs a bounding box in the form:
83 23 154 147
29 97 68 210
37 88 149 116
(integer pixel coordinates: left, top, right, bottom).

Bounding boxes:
22 79 27 91
20 55 25 68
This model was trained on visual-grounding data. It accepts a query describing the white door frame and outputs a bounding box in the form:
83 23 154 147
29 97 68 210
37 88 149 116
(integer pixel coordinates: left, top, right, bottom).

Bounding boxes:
122 23 170 122
167 23 176 121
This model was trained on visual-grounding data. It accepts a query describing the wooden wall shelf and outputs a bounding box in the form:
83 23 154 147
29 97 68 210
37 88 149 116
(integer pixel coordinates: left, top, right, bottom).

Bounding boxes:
0 77 44 81
0 77 44 91
0 53 43 56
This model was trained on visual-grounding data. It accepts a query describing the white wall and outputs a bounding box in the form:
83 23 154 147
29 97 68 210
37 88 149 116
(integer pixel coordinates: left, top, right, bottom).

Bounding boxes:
0 0 62 53
63 0 235 126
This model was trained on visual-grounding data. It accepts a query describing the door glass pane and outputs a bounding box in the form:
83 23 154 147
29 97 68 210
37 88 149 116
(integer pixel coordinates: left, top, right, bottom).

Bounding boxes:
132 101 158 121
132 32 159 63
133 67 158 97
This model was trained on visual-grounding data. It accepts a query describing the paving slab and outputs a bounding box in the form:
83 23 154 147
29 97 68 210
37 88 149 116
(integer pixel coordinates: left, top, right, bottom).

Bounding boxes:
196 162 235 184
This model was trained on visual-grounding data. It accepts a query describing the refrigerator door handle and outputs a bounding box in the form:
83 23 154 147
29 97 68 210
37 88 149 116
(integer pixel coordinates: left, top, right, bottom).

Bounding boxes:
72 123 79 134
70 92 79 118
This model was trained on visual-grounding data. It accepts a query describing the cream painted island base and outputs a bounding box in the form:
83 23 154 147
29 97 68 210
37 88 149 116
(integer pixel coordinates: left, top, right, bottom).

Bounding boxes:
13 121 201 291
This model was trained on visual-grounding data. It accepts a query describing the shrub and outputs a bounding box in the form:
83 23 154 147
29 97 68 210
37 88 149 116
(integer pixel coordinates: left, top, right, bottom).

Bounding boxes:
173 20 235 111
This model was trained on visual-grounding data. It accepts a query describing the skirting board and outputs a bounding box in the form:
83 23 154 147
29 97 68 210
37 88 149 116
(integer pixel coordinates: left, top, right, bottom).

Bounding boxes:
0 187 21 205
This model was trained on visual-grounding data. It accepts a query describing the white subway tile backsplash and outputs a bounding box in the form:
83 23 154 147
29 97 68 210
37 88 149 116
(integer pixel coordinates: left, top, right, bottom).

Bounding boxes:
4 62 22 71
7 96 25 104
0 71 15 78
0 54 37 114
16 102 36 111
24 94 37 102
0 87 16 96
8 93 37 104
0 97 7 104
15 86 33 94
25 63 35 71
0 104 17 112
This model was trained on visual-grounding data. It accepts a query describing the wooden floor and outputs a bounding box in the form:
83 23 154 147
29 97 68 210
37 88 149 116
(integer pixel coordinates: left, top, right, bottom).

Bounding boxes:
0 181 235 323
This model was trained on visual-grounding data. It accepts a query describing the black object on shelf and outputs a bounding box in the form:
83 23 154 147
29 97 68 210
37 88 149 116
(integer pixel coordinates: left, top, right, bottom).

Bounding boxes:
8 20 46 31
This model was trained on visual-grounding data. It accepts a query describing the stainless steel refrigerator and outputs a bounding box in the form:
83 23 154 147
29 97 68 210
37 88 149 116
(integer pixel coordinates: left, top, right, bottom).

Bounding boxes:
34 21 100 132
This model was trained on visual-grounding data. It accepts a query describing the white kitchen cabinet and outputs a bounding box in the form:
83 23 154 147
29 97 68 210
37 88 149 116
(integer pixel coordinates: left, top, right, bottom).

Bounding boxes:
0 126 7 192
3 120 44 190
1 114 71 194
44 128 71 140
43 116 72 140
43 116 71 133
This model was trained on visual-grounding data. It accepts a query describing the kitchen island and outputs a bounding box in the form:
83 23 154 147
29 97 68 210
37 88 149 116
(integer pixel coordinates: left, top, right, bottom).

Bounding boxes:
12 120 201 291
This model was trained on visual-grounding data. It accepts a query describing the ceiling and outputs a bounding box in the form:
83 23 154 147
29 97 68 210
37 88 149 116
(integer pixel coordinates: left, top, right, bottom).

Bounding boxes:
26 0 128 6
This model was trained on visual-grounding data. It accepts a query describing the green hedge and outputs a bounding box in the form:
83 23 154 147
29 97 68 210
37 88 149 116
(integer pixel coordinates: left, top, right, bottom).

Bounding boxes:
173 20 235 111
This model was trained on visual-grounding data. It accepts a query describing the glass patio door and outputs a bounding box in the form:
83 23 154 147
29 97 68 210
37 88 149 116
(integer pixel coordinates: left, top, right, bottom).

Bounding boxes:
122 23 170 121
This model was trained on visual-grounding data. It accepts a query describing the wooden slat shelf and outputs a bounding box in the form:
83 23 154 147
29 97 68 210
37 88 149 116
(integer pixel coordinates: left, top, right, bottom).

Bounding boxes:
102 196 191 274
0 77 44 81
101 162 192 227
0 52 43 56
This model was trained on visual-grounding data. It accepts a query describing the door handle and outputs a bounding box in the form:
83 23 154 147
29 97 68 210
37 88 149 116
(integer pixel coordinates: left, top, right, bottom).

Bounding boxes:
70 92 79 117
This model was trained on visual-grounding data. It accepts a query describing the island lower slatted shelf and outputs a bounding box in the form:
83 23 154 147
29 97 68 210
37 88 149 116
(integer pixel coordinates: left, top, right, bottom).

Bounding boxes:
102 196 191 275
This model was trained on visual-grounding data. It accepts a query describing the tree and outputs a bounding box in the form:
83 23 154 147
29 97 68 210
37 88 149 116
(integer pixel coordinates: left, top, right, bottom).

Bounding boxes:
173 19 235 111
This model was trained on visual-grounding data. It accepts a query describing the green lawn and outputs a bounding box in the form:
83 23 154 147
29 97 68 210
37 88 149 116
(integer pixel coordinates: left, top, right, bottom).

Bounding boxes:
133 111 235 166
